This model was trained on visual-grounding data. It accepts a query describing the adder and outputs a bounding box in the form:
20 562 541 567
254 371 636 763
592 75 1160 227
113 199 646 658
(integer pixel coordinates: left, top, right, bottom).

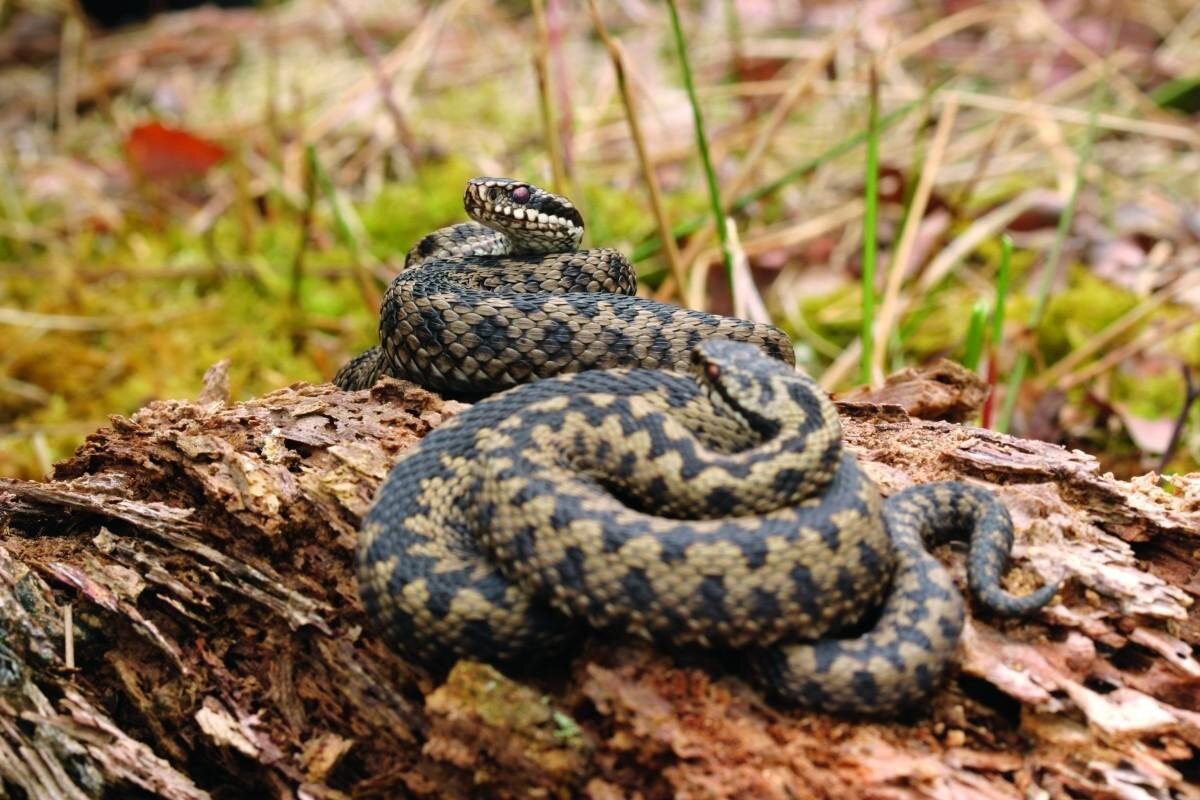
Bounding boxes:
333 177 793 395
357 336 1059 714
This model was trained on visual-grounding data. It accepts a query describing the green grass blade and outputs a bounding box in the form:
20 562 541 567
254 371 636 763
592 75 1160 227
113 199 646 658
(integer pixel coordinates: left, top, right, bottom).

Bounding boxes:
992 234 1012 345
664 0 735 289
308 144 367 261
963 298 990 371
860 65 880 385
998 84 1105 433
630 83 946 264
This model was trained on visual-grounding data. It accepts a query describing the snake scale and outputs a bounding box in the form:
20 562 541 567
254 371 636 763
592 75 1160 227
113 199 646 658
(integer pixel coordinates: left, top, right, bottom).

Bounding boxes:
333 178 793 396
350 179 1059 715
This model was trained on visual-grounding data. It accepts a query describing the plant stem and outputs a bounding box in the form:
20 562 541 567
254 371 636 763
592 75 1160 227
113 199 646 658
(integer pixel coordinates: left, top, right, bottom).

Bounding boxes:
531 0 569 195
630 85 943 264
860 64 880 385
963 299 990 371
981 234 1012 428
998 82 1105 433
586 0 687 293
664 0 735 291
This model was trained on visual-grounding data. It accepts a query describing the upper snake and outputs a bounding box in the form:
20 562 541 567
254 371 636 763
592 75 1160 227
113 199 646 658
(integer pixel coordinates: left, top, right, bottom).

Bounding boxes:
333 177 793 395
345 178 1059 715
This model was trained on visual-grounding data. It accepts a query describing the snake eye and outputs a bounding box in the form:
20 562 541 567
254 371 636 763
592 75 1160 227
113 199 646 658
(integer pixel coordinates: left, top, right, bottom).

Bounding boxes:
511 186 531 204
704 363 721 382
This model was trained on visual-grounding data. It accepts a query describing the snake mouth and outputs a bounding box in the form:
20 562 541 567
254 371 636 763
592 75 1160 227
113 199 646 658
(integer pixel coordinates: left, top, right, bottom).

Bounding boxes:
465 178 584 241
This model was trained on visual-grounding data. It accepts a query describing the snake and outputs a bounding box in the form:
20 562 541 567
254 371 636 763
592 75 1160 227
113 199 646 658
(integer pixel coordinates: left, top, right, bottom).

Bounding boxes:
358 337 1059 715
333 177 794 396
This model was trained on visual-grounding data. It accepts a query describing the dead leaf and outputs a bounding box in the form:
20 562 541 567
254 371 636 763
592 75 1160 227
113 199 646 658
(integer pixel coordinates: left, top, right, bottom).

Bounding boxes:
124 121 227 181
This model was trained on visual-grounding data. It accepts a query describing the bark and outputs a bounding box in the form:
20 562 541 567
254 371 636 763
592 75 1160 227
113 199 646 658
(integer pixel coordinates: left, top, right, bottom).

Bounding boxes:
0 360 1196 799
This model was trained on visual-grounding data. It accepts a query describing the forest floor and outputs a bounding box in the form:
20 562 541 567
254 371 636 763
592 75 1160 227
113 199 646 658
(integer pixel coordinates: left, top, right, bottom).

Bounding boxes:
1 0 1198 479
0 1 1198 798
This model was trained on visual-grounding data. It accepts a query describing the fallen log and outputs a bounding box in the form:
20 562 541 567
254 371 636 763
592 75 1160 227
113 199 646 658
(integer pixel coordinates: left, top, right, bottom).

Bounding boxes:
0 360 1196 799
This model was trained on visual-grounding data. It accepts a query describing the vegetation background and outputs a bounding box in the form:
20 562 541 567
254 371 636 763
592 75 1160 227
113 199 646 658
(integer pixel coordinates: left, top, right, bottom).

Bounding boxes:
1 0 1197 481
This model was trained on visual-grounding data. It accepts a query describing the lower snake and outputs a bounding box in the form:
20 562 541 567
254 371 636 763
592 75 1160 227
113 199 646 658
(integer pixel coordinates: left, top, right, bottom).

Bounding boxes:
356 329 1058 713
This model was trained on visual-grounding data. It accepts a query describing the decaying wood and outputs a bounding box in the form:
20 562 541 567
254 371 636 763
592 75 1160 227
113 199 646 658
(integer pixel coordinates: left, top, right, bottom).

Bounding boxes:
0 363 1196 799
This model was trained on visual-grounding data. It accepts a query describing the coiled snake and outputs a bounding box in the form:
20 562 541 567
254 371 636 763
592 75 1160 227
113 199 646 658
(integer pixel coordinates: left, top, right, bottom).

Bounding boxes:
333 178 793 395
352 179 1058 714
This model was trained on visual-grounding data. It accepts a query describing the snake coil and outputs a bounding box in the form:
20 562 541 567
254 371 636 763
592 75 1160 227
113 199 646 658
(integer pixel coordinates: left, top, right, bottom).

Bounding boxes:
334 177 793 395
350 179 1059 714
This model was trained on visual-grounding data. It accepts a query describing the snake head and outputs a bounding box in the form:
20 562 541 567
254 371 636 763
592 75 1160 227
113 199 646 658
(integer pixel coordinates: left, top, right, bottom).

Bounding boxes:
692 339 835 440
465 177 585 253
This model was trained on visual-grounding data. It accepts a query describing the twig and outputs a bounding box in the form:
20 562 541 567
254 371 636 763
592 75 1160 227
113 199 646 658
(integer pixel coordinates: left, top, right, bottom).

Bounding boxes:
532 0 569 194
1158 365 1199 473
301 0 464 150
65 604 75 670
998 76 1106 433
1057 311 1200 392
705 79 1199 146
1027 0 1167 124
55 7 84 147
725 217 770 325
675 29 847 304
860 63 880 386
0 308 178 331
0 377 51 406
631 86 941 263
1034 271 1200 390
586 0 686 294
874 3 1000 71
949 115 1012 211
819 188 1058 392
325 0 419 164
547 0 574 179
870 97 958 386
664 0 735 297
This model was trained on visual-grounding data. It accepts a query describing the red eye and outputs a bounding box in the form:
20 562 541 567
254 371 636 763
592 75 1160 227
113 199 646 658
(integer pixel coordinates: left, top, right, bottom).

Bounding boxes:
704 363 720 382
511 186 530 204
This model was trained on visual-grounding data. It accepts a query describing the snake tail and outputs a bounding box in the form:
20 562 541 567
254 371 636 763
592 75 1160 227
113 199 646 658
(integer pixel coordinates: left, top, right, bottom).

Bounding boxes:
357 340 1059 716
744 483 1060 714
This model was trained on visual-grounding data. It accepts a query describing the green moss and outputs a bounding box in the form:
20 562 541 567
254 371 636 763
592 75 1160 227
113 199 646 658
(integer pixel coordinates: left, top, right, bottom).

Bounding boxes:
1111 370 1186 421
1038 266 1139 363
358 157 479 258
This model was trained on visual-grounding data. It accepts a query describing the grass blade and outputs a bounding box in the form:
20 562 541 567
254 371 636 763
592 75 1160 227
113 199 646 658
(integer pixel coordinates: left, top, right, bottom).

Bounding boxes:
860 64 880 385
664 0 735 293
992 234 1012 346
963 298 990 371
630 84 944 265
980 234 1012 428
997 84 1105 433
307 144 380 313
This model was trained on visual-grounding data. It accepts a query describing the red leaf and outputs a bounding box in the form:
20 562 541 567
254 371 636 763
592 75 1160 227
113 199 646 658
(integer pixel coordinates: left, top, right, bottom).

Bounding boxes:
124 121 227 181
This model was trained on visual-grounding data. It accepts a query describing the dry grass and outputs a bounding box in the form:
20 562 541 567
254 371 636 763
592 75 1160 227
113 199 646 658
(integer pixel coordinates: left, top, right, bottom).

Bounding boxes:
0 0 1197 478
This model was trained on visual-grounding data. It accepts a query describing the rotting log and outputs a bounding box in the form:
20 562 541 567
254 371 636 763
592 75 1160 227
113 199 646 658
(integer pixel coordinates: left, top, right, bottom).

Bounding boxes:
0 360 1197 799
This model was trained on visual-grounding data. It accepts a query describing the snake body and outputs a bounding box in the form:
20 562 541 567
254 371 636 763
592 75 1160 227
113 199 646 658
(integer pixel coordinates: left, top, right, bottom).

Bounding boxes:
359 337 1058 714
333 178 794 396
349 178 1056 714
